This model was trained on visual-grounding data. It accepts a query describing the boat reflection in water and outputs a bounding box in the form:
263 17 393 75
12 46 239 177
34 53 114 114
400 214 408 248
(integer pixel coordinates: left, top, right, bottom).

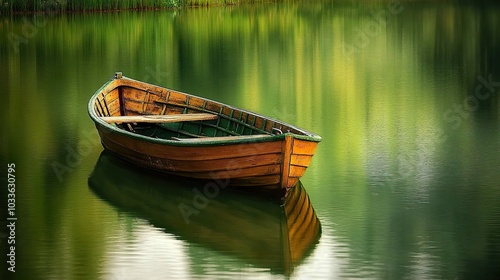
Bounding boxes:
89 152 321 276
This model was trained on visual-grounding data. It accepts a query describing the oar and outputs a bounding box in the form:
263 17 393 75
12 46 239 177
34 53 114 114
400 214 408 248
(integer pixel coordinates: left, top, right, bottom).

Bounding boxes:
101 113 218 124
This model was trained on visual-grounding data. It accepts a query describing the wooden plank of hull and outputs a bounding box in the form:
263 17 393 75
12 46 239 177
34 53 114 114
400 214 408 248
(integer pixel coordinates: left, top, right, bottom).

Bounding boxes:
289 165 308 178
175 164 281 180
290 154 313 167
227 175 282 187
292 139 318 156
169 153 282 172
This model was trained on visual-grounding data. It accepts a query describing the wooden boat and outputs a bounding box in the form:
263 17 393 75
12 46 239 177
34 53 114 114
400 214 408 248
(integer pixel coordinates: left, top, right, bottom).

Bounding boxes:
88 72 321 189
88 152 322 276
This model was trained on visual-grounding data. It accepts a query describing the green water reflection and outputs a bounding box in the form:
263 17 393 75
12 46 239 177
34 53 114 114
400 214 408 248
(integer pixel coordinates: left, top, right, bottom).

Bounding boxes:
88 152 321 277
1 1 500 279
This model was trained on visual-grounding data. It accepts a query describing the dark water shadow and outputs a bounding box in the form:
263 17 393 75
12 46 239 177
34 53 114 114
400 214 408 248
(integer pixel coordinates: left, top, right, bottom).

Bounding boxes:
88 151 322 276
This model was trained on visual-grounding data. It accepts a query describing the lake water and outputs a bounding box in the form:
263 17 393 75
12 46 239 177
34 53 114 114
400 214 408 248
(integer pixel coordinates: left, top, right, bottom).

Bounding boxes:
1 1 500 279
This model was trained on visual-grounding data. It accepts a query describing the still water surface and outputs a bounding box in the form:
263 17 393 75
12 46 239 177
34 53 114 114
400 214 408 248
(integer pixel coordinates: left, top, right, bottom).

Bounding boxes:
1 1 500 279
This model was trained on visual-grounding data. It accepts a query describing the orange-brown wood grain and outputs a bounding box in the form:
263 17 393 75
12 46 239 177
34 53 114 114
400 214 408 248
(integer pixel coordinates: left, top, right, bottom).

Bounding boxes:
90 74 321 189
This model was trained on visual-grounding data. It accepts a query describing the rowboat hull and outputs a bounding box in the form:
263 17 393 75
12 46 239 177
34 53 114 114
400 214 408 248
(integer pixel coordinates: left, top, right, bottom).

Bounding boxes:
89 73 321 189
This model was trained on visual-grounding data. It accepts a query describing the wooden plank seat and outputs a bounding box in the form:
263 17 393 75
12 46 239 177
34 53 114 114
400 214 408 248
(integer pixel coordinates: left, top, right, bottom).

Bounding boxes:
101 113 218 124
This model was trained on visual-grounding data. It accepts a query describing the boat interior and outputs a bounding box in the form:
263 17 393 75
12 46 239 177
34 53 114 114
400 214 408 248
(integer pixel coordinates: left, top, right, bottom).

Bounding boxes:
92 77 307 141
